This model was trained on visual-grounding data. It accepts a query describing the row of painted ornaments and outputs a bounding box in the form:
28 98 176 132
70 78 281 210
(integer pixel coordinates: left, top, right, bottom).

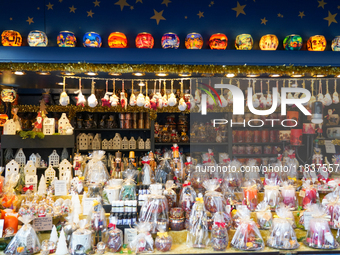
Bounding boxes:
1 30 339 51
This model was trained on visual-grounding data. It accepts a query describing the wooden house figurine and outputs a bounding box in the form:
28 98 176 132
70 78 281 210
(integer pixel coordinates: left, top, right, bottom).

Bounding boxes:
29 153 41 168
14 148 26 167
88 133 94 150
25 174 38 192
108 139 114 150
43 118 55 135
102 139 109 150
24 160 36 175
92 134 101 150
121 137 129 150
49 150 60 167
3 119 17 135
137 137 145 149
59 159 72 186
45 165 56 186
145 138 151 150
78 133 88 150
5 159 19 180
112 133 122 149
58 113 70 134
129 137 137 150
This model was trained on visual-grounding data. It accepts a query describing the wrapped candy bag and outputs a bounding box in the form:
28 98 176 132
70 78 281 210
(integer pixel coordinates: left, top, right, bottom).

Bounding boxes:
242 181 258 211
107 223 123 252
223 159 243 192
141 156 154 185
323 197 340 229
120 169 139 200
280 182 297 209
184 156 196 180
130 222 154 253
255 201 273 230
163 180 177 208
69 219 92 255
244 159 263 191
231 205 264 251
179 181 197 216
84 151 110 185
190 165 209 191
301 180 319 209
322 183 340 205
186 195 209 248
4 215 40 255
155 152 172 184
155 231 172 252
211 212 228 251
139 184 169 234
264 180 281 210
203 179 224 214
201 150 216 177
232 205 249 229
2 174 19 210
267 204 299 249
87 200 107 248
305 204 339 249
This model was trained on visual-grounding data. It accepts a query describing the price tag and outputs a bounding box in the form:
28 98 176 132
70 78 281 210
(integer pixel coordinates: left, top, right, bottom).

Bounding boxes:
325 140 336 154
299 190 305 197
303 211 312 230
83 198 96 215
54 180 68 196
124 228 137 245
33 217 53 231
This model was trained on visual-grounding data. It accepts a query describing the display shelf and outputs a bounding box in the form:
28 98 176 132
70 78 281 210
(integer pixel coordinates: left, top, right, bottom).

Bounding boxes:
155 143 190 146
234 142 287 146
79 149 150 152
190 142 228 145
1 135 75 149
234 154 278 157
74 128 150 131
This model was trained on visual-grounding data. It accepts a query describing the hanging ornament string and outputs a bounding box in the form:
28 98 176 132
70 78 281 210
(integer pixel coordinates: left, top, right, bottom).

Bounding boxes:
260 80 263 94
221 78 224 94
79 78 81 90
267 80 270 95
105 79 108 93
326 80 329 94
131 79 134 96
303 79 305 89
113 79 116 95
122 79 125 93
63 77 66 93
253 79 255 94
171 79 174 94
91 79 95 95
154 80 157 95
319 80 322 95
146 81 148 97
181 79 184 98
163 79 166 95
140 80 142 94
311 80 314 97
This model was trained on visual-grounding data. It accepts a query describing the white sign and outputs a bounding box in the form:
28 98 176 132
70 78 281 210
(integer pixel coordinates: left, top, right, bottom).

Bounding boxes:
83 198 96 216
325 140 336 154
33 217 53 231
54 180 68 196
303 211 312 230
124 228 137 245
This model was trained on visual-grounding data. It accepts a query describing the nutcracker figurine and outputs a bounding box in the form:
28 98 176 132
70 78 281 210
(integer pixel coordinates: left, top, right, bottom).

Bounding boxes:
129 151 136 167
171 144 183 185
112 151 123 179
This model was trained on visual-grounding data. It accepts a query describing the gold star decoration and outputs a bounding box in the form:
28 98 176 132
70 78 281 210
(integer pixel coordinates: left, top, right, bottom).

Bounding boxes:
115 0 130 11
277 13 283 17
298 11 305 18
324 11 337 26
59 0 63 2
161 0 171 7
130 6 134 9
69 5 76 13
26 16 34 25
150 9 165 25
232 1 246 17
87 10 94 17
318 0 327 9
93 0 100 7
46 2 53 10
197 11 204 18
136 0 142 3
211 1 214 5
261 17 268 25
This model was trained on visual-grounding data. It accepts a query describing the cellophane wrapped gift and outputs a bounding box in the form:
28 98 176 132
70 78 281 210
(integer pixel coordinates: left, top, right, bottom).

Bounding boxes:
179 181 197 216
4 215 40 255
155 231 172 252
301 180 319 209
232 205 249 229
231 206 264 251
130 222 154 253
211 213 228 251
255 201 273 230
323 197 340 229
242 181 258 211
185 156 196 179
223 159 243 192
186 195 209 248
203 179 224 214
87 200 107 247
267 204 299 249
163 180 177 208
107 224 123 252
201 149 216 178
323 183 340 205
222 184 243 206
84 151 110 185
298 203 312 230
213 211 232 231
190 165 209 191
284 150 299 186
141 156 154 185
120 169 139 200
305 204 339 249
155 152 172 184
139 185 169 234
244 159 263 191
69 219 92 255
280 182 297 209
264 180 281 210
1 173 19 210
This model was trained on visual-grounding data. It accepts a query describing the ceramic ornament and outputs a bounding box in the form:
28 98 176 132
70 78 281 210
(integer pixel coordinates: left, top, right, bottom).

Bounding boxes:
59 77 70 106
120 80 127 109
136 93 145 106
178 98 187 111
168 80 177 106
37 174 47 196
150 96 157 110
129 81 137 106
162 82 168 107
50 225 59 244
324 81 332 106
309 81 316 107
55 228 68 255
317 80 324 104
88 79 98 108
144 95 150 108
333 80 339 104
194 88 201 104
190 94 196 109
75 78 86 107
101 80 112 107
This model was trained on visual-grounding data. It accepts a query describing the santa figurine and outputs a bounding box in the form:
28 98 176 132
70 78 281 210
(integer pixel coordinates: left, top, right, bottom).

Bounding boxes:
33 112 43 132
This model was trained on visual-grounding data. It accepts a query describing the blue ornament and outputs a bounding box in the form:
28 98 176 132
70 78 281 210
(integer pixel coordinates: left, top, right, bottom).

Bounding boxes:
83 32 102 48
161 32 180 49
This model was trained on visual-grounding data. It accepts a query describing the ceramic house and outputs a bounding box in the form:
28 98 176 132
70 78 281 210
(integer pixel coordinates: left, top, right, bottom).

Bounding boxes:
59 159 72 186
45 165 56 185
145 138 151 150
49 150 60 166
58 113 70 134
24 160 36 175
3 119 17 135
102 139 109 150
129 137 137 150
29 153 41 168
112 133 122 149
43 118 55 135
5 159 20 180
108 139 114 150
14 148 26 167
137 138 145 149
121 137 129 150
78 133 88 150
88 133 94 150
25 174 38 192
92 134 101 150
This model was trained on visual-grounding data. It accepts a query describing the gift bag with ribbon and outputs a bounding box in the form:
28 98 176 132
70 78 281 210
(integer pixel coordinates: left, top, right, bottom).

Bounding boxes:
211 212 228 251
120 169 139 200
244 159 263 191
222 159 243 192
301 180 319 209
83 150 110 185
154 151 172 184
190 164 209 191
155 231 172 252
203 179 224 214
264 179 282 210
255 201 273 229
129 222 154 253
323 196 340 229
280 181 297 210
107 223 123 252
141 155 154 185
163 180 177 208
242 181 258 211
179 181 197 216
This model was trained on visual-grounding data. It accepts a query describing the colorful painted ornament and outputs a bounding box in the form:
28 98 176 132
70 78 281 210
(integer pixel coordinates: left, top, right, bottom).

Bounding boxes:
108 32 127 48
144 96 150 108
27 30 48 47
83 32 102 48
259 34 279 50
135 32 154 49
129 93 136 106
307 35 326 51
283 34 302 51
209 33 227 50
185 33 203 49
57 31 77 47
235 34 253 50
1 30 22 46
161 32 180 49
120 92 127 109
332 36 340 51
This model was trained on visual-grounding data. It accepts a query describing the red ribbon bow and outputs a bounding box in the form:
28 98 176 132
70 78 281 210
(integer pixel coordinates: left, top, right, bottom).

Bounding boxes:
23 185 33 192
171 134 176 137
277 154 282 161
215 222 226 228
209 152 214 156
108 223 116 229
142 161 150 164
183 182 191 187
223 159 230 163
288 153 296 159
203 159 211 164
171 146 179 151
185 162 192 166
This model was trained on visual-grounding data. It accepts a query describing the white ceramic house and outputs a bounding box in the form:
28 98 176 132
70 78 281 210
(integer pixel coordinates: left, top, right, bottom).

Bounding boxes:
112 133 122 149
145 138 151 150
25 174 38 192
3 119 17 135
43 118 55 135
14 148 26 167
24 160 36 175
102 139 109 150
92 134 101 150
129 137 137 150
5 159 20 180
49 150 60 166
45 165 56 185
78 133 88 150
88 133 94 150
58 113 70 134
29 153 41 168
137 137 145 149
59 159 72 186
121 137 129 150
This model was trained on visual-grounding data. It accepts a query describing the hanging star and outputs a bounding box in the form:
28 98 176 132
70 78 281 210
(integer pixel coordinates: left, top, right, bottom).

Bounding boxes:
136 0 142 3
130 6 134 9
324 11 337 26
161 0 171 7
150 9 165 25
277 13 283 17
115 0 130 11
261 17 268 25
197 11 204 18
232 1 246 17
318 0 327 9
69 5 76 13
26 16 34 25
298 11 305 18
87 10 94 17
93 0 100 7
46 2 53 10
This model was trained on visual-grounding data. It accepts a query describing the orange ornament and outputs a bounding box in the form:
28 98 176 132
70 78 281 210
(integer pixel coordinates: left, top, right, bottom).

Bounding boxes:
108 32 127 48
1 30 22 46
307 35 326 51
209 33 228 50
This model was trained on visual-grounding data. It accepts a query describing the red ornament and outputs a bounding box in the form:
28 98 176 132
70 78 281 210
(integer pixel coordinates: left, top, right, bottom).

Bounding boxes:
135 32 154 49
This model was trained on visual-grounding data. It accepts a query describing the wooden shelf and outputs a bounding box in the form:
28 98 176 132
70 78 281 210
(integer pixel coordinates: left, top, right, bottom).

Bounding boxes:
155 143 190 146
1 135 75 149
74 128 150 131
235 154 278 157
234 142 288 145
79 149 149 152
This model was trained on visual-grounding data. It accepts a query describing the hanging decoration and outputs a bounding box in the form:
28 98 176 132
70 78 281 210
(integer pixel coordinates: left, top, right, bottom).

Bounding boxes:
227 79 233 105
300 80 307 106
110 80 119 107
218 79 228 107
162 80 168 107
252 80 259 108
309 80 316 107
120 80 127 109
59 77 70 106
259 80 267 107
150 81 158 110
88 79 98 108
266 80 272 107
324 80 332 106
144 81 150 108
101 80 112 107
317 80 325 104
75 78 86 107
333 80 339 104
136 80 145 107
286 80 294 106
129 81 136 106
178 79 187 111
168 80 177 107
